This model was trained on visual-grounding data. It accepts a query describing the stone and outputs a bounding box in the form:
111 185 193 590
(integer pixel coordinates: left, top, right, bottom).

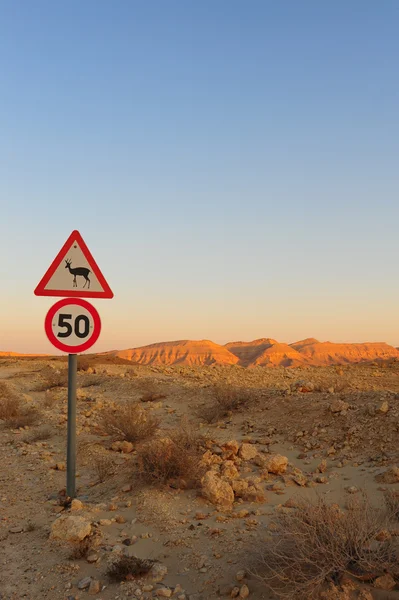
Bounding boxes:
122 484 132 492
236 570 246 582
238 443 257 461
77 576 92 590
9 526 23 533
156 588 172 597
116 514 126 524
230 588 240 598
263 454 288 475
88 579 101 594
375 466 399 484
149 563 168 583
378 400 389 413
201 471 234 509
50 515 91 543
357 591 373 600
330 399 349 413
223 440 240 455
221 461 240 479
87 553 99 563
317 460 327 473
239 585 249 599
70 499 83 511
374 574 396 590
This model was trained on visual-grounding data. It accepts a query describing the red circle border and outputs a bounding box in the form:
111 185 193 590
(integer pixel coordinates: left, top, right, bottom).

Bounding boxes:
45 298 101 353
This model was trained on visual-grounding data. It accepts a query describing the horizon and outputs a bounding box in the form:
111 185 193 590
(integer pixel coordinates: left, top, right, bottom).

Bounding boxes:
1 1 398 354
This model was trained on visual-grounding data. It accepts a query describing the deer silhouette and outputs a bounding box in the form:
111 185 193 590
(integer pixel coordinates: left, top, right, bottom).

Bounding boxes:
65 259 91 289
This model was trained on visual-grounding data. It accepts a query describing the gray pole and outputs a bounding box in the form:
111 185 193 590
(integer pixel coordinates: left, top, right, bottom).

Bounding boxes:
67 353 77 498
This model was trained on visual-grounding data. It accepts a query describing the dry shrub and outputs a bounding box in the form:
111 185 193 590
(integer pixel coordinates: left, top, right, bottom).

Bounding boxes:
136 417 206 486
254 494 398 600
24 425 52 442
101 402 159 443
77 357 92 372
42 391 58 409
199 383 255 423
0 382 22 419
91 453 116 483
106 555 156 581
6 406 40 429
69 530 102 559
139 379 166 402
385 490 399 520
34 367 68 391
79 375 104 388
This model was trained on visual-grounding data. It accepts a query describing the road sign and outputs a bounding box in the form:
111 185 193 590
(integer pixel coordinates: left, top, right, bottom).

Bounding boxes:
44 298 101 353
35 230 113 299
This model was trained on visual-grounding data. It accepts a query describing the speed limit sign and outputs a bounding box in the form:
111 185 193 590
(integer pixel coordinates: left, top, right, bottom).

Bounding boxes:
45 298 101 353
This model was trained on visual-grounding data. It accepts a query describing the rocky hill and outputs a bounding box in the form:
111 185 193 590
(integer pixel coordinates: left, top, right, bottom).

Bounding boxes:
103 337 399 367
105 339 239 366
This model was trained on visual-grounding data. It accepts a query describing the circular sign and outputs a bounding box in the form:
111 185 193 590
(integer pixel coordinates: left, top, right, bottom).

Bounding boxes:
45 298 101 353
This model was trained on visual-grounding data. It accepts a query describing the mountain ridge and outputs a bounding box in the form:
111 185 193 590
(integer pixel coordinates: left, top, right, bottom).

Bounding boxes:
102 338 399 368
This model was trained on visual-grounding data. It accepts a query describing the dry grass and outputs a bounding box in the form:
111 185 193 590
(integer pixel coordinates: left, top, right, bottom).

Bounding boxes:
198 383 255 423
0 382 22 420
33 367 68 391
100 402 159 443
136 417 206 487
5 406 40 429
69 530 102 559
106 555 156 581
42 391 58 409
24 425 52 442
385 490 399 520
139 379 166 402
253 494 398 600
91 453 116 483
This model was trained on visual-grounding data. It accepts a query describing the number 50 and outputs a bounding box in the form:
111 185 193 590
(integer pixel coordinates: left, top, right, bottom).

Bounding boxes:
57 313 90 339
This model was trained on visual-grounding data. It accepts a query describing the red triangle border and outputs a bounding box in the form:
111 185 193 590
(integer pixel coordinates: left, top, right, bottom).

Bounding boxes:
34 230 114 299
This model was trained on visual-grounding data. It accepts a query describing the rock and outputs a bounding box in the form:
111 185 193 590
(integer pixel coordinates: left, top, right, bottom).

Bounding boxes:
70 499 83 511
221 461 240 479
9 526 23 533
201 471 234 509
87 553 99 563
77 576 92 590
317 460 327 473
55 462 66 471
236 570 246 582
116 514 126 524
330 400 349 414
223 440 240 456
291 380 315 393
375 466 399 484
149 563 168 583
50 515 91 543
378 400 389 413
230 588 240 598
346 486 358 494
374 574 396 590
357 592 373 600
239 585 249 599
156 588 172 597
238 443 257 461
122 484 132 492
88 579 101 595
263 454 288 475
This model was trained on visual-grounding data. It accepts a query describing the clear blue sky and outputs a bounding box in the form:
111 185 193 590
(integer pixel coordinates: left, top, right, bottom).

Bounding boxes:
1 0 398 353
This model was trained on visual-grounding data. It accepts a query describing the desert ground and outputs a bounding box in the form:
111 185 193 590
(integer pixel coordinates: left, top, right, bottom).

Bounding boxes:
0 356 398 600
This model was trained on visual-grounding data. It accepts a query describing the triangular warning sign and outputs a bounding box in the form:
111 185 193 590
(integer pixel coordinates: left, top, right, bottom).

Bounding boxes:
34 230 114 299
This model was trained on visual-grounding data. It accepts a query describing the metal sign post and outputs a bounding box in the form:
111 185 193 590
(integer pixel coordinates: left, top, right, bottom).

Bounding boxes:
67 353 77 498
35 230 113 500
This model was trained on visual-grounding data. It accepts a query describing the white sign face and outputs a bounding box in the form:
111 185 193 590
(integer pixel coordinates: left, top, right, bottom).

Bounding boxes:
45 299 101 353
35 230 113 299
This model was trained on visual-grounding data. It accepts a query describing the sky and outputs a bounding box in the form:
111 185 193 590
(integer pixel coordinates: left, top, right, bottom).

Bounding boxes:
0 0 398 354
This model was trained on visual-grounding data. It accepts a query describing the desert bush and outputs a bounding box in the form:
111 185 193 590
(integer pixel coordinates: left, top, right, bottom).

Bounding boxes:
253 494 398 600
0 382 22 420
42 391 58 408
91 453 116 483
106 555 156 581
69 530 102 559
198 383 255 423
139 379 166 402
6 406 40 429
77 357 92 372
136 417 206 486
385 490 399 520
78 375 104 388
101 402 159 443
33 367 68 391
24 425 52 442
